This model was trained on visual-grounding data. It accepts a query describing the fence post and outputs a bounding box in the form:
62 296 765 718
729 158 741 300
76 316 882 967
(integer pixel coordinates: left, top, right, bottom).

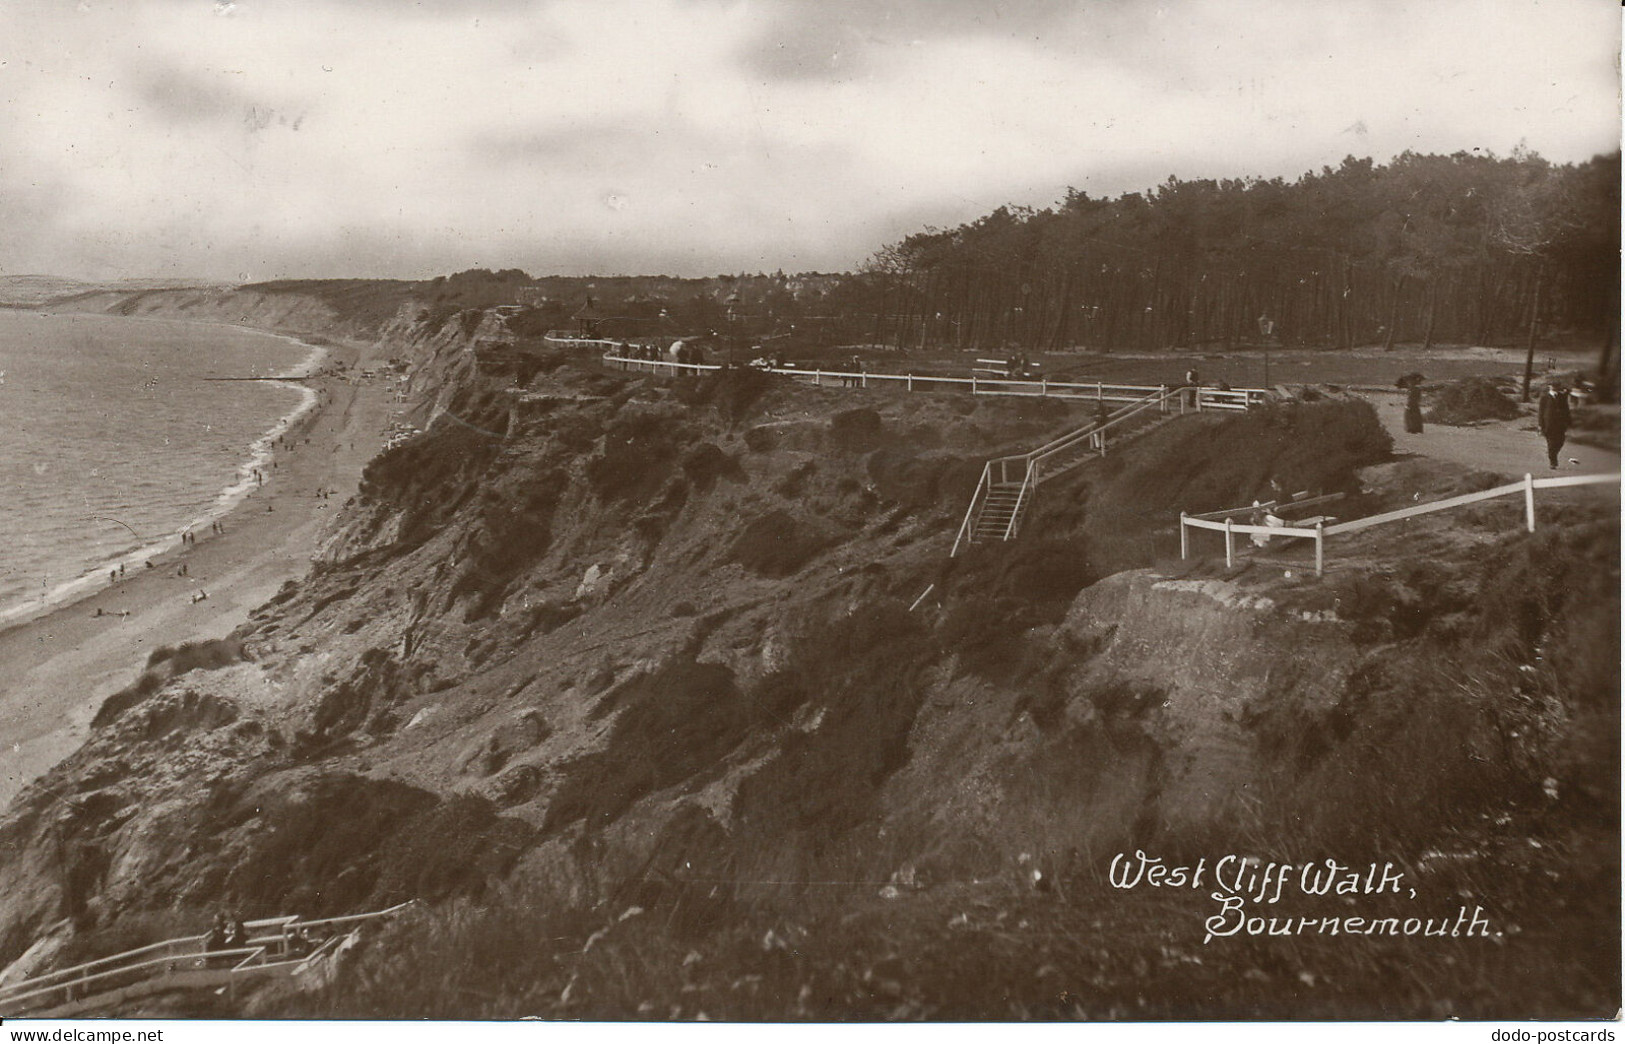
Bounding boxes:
907 374 913 391
1224 518 1234 568
972 374 978 395
1159 385 1168 413
1180 513 1189 560
1041 377 1048 396
1314 520 1325 576
1524 473 1536 532
814 369 822 386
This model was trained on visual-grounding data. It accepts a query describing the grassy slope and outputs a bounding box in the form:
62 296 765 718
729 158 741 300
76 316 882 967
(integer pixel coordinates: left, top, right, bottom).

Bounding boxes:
2 362 1614 1019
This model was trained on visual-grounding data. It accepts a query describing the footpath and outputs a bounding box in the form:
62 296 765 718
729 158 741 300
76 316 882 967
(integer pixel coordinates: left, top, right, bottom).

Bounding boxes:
1367 390 1620 477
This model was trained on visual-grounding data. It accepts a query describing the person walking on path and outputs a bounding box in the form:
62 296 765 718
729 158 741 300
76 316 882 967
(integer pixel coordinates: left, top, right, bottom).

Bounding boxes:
1538 381 1572 469
1397 372 1425 434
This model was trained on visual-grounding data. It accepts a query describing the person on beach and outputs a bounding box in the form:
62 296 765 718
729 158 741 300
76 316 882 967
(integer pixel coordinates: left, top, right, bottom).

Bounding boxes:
1538 381 1571 469
110 570 117 584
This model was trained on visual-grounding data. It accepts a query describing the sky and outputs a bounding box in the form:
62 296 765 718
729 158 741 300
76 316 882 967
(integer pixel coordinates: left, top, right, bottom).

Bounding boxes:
0 0 1618 283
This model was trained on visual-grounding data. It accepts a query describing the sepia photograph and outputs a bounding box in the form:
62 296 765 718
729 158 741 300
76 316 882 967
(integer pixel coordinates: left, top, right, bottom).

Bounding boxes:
0 0 1618 1029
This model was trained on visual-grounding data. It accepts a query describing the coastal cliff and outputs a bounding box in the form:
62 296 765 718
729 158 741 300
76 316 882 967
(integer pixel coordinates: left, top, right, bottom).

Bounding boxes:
0 292 1615 1018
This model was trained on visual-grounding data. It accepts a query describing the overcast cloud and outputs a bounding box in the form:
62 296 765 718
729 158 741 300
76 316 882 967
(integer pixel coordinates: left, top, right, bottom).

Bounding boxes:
0 0 1617 281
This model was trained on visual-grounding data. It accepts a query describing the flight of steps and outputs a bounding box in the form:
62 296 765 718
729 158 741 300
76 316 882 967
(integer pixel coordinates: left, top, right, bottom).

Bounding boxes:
970 483 1028 542
959 410 1178 550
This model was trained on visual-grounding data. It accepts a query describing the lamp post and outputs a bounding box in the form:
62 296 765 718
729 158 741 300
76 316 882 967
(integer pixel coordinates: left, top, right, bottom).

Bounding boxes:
725 290 741 367
1258 314 1275 387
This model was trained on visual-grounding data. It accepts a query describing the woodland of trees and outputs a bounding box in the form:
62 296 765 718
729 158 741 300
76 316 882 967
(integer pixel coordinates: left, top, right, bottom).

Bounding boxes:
255 150 1619 394
847 150 1620 390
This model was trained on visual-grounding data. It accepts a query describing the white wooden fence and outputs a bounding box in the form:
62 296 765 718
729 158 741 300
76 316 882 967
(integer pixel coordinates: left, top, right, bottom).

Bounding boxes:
598 350 1262 408
1180 473 1621 576
0 901 415 1015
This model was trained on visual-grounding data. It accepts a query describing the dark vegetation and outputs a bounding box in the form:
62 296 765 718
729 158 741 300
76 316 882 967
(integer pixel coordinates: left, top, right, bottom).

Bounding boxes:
285 848 1616 1020
92 638 249 728
857 151 1619 390
1425 377 1522 424
242 152 1618 399
9 347 1614 1019
727 510 837 577
194 778 533 918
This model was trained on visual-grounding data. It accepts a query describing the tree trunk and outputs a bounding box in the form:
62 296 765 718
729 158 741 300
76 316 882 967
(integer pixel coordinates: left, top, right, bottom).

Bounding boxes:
1383 273 1406 352
1597 277 1619 402
1422 280 1438 351
1520 263 1545 402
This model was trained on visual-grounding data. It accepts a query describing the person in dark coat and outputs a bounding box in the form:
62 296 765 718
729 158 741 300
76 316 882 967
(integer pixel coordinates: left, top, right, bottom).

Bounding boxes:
1396 372 1425 433
1538 382 1572 469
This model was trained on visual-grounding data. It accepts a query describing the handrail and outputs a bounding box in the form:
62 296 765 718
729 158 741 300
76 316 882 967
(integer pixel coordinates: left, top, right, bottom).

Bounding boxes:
0 900 416 1013
948 383 1211 557
1185 491 1347 523
1179 472 1620 575
598 352 1267 403
1323 473 1618 536
950 462 994 558
1002 382 1192 489
0 935 205 996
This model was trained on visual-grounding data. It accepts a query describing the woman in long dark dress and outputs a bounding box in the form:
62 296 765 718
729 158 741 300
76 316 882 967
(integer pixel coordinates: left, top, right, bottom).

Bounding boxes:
1397 372 1425 433
1404 384 1424 433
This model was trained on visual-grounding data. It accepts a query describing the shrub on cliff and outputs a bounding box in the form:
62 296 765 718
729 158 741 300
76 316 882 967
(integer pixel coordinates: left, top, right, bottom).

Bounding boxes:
1095 398 1392 517
586 405 688 502
1425 377 1521 425
727 510 836 577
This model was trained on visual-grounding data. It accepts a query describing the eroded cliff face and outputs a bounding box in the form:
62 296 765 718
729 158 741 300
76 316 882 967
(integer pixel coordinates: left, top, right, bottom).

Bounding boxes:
0 317 1613 1016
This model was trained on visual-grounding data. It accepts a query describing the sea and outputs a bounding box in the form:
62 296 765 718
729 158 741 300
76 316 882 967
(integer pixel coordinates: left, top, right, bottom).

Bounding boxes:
0 310 320 628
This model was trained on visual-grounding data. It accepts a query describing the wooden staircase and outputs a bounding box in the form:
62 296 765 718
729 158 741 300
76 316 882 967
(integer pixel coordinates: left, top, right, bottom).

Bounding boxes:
952 385 1247 556
969 483 1030 543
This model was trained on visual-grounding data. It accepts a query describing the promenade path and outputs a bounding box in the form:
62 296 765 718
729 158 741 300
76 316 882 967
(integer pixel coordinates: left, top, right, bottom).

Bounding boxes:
1367 390 1620 478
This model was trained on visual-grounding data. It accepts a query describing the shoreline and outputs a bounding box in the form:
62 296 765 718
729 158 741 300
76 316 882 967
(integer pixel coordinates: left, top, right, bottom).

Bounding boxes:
0 326 330 634
0 317 402 812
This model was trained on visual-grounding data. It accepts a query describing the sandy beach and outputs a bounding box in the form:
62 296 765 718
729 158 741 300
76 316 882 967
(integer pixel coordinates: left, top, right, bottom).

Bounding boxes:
0 336 403 811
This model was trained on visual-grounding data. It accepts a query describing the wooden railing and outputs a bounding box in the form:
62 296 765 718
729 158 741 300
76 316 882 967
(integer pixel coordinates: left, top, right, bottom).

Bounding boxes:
950 383 1234 556
1180 472 1621 576
0 901 414 1015
600 350 1265 407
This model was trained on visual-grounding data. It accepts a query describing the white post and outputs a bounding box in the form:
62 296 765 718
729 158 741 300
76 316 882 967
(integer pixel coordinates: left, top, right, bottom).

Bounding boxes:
907 374 913 391
1180 512 1189 559
1525 473 1536 532
814 369 822 386
1159 385 1168 413
1041 378 1048 396
1314 520 1325 576
1224 517 1234 569
972 374 978 395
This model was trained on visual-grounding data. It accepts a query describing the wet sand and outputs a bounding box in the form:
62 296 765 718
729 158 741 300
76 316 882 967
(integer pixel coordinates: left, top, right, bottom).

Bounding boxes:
0 347 403 811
